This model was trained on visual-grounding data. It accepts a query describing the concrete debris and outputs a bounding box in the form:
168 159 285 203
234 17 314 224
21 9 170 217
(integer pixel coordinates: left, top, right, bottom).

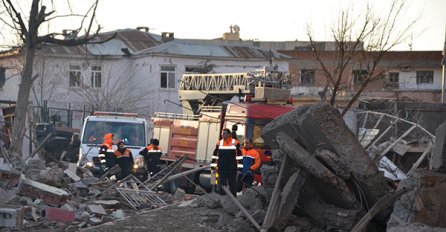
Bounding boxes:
60 203 75 211
25 159 45 178
89 216 103 225
258 102 439 231
64 168 81 182
111 209 125 219
92 200 120 209
387 171 446 230
431 121 446 172
87 204 107 215
0 188 18 204
1 101 445 231
18 174 68 207
387 223 446 232
0 169 19 189
173 188 186 201
0 205 24 229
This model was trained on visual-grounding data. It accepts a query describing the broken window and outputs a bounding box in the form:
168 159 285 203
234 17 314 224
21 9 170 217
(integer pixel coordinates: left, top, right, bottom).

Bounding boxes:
300 69 315 86
0 67 5 89
160 65 175 89
90 65 102 88
69 65 81 87
416 71 433 84
352 70 368 85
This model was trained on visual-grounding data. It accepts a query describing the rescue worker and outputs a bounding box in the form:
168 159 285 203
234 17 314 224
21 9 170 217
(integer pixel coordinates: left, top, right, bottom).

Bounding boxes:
211 128 243 196
139 139 162 176
98 133 116 171
114 141 134 180
237 138 261 192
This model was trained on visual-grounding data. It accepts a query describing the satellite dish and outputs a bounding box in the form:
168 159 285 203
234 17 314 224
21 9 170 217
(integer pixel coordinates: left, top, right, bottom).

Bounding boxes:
233 25 240 33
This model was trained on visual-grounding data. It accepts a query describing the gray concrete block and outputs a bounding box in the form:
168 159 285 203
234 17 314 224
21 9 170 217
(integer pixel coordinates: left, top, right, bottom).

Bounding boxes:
298 102 391 205
262 105 312 149
431 121 446 172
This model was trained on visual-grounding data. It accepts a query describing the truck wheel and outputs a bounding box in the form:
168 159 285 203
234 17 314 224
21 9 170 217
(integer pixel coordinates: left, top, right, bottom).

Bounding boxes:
163 180 178 194
184 185 196 194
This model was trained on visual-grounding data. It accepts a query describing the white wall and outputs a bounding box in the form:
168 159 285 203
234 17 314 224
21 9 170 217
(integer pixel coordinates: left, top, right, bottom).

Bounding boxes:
398 69 442 90
0 56 22 101
1 52 288 131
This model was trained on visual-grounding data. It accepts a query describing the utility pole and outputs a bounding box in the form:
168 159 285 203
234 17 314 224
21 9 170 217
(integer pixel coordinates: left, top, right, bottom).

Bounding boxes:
442 25 446 103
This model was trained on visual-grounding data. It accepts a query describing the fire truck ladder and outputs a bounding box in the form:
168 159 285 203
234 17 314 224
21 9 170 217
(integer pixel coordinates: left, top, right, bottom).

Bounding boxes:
139 155 188 190
179 70 291 115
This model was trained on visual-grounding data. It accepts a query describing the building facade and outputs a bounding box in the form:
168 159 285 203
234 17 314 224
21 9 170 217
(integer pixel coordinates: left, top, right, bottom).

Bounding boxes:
280 50 444 104
0 29 290 130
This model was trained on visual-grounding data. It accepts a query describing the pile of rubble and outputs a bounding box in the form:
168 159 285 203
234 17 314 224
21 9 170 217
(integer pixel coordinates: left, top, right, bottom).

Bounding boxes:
256 102 446 231
0 157 174 231
193 102 446 231
1 102 446 232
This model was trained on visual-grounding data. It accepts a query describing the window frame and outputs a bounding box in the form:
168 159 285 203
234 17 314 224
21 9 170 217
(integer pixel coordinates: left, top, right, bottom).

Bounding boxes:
387 72 399 89
90 65 102 88
352 70 368 85
416 71 433 84
300 69 315 86
0 67 5 89
69 65 82 87
160 65 176 89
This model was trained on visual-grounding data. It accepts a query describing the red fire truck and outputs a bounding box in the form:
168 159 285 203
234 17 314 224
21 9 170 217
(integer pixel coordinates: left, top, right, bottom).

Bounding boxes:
152 67 295 191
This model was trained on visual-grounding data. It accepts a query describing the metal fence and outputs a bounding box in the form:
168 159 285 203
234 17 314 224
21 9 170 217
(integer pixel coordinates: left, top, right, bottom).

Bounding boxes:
33 101 92 130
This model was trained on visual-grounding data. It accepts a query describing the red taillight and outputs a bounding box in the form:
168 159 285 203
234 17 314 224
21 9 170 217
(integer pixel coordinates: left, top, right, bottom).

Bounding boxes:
244 95 252 103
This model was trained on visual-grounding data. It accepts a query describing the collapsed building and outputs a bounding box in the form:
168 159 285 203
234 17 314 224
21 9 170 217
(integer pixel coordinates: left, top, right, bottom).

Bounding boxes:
0 102 445 231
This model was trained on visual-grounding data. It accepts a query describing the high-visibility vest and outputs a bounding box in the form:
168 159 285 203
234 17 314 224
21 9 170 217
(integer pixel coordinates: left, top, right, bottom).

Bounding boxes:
211 138 243 171
114 148 131 158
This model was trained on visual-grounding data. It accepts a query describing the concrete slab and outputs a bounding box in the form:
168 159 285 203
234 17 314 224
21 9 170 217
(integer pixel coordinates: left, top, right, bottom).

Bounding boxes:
298 102 391 205
0 206 24 229
92 200 120 209
431 121 446 172
64 169 81 182
87 204 107 215
17 174 68 207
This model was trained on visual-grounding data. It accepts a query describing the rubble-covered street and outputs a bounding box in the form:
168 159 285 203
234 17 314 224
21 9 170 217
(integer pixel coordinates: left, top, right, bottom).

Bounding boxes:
1 102 446 231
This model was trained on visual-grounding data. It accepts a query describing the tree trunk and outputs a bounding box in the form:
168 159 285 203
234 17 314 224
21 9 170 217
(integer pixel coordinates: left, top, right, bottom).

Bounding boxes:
9 47 36 156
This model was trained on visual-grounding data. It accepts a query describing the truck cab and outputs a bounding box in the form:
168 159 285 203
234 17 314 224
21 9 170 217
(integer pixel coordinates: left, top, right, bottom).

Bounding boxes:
77 112 149 179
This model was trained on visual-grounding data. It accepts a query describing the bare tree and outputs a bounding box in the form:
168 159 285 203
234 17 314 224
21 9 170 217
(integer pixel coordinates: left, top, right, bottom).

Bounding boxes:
70 67 151 114
0 0 104 155
306 0 418 116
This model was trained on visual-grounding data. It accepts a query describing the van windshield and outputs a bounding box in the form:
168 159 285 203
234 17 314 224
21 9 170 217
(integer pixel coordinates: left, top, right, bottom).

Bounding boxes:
82 121 145 147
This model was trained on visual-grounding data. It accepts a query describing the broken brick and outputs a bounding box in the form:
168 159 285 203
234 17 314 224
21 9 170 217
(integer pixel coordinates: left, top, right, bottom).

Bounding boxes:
17 174 68 207
43 207 75 223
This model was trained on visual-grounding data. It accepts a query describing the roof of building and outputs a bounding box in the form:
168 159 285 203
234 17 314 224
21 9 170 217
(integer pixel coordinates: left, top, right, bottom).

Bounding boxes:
135 39 289 59
280 50 443 68
3 28 289 60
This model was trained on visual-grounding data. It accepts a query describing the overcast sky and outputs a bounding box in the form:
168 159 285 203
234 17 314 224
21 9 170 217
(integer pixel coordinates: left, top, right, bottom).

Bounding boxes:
1 0 445 51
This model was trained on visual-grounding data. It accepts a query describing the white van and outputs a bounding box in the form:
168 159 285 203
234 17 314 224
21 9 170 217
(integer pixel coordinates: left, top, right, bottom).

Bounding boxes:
77 112 149 178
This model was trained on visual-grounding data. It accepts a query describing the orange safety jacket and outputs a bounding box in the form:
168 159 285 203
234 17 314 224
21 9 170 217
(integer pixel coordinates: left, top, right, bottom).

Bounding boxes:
99 133 114 164
146 145 162 153
114 148 132 158
211 138 243 172
241 147 261 171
